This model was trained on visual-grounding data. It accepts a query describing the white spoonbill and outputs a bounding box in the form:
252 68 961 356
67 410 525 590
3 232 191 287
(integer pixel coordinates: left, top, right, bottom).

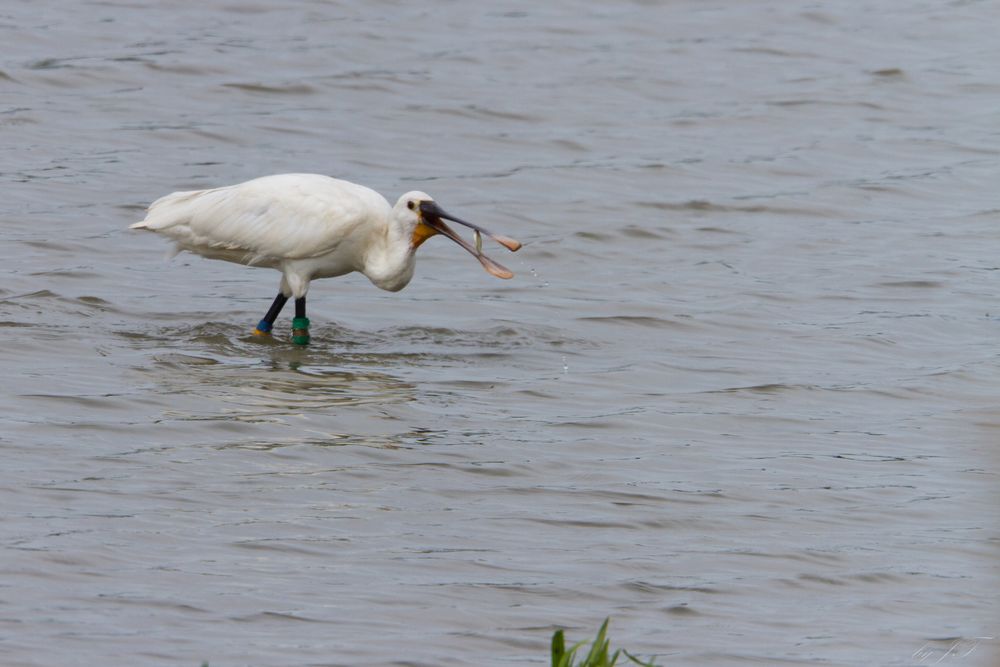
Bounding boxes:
130 173 522 345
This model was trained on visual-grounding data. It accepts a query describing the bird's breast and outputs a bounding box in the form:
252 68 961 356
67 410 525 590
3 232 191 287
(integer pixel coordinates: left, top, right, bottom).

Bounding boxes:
361 247 417 292
295 251 359 280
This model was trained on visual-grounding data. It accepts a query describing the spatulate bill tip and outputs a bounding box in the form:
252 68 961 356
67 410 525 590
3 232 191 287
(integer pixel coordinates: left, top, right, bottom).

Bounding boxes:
478 255 514 279
495 235 522 252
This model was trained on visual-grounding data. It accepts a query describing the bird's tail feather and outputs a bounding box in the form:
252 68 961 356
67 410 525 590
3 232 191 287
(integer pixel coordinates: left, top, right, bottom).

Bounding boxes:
130 188 209 231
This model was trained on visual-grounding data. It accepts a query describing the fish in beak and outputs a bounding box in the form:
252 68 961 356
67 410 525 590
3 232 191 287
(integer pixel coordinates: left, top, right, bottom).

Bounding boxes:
417 200 522 279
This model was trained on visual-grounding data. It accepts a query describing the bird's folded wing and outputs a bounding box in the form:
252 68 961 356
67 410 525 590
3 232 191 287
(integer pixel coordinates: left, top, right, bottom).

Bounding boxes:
141 180 374 261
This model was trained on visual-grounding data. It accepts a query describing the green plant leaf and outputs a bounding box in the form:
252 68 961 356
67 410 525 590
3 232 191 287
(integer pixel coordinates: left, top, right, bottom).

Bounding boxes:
549 617 658 667
552 629 566 666
623 650 660 667
564 639 588 666
582 618 611 665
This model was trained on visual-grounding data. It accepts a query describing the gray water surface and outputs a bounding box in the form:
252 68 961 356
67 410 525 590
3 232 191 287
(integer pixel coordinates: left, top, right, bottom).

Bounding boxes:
2 1 998 665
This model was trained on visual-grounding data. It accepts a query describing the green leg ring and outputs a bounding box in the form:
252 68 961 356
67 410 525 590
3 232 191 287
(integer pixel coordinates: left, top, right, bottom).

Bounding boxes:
291 316 310 346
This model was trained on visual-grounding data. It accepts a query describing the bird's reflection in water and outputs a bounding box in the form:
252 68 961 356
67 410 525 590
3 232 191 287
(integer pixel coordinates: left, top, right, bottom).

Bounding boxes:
138 322 421 428
150 353 414 411
127 318 526 451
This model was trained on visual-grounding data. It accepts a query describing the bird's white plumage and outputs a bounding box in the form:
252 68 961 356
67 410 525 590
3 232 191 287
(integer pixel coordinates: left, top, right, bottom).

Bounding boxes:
137 174 386 263
132 174 430 296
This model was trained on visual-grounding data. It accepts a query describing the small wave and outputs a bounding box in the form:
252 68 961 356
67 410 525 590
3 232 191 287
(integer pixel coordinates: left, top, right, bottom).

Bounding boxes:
875 280 942 289
870 67 905 77
709 383 816 395
222 82 317 95
577 315 698 330
637 199 828 217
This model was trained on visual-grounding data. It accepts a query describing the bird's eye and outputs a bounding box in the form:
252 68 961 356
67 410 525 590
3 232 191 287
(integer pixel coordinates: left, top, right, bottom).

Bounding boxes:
407 201 415 210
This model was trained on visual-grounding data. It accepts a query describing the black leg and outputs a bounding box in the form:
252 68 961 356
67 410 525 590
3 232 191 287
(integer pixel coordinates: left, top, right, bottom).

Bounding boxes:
292 296 310 346
253 292 288 336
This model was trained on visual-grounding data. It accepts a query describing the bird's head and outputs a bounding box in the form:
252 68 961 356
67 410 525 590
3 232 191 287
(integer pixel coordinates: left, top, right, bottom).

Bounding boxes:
393 191 521 280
